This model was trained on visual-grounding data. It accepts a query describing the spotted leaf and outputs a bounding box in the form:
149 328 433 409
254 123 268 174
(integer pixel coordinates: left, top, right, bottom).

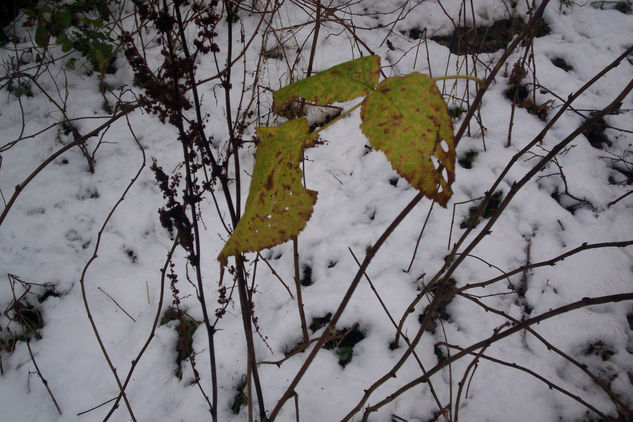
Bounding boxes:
218 118 317 263
273 55 380 115
360 73 456 206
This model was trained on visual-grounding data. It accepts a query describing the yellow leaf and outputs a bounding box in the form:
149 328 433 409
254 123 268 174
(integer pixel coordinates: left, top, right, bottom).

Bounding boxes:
360 73 456 206
273 55 380 115
218 119 317 262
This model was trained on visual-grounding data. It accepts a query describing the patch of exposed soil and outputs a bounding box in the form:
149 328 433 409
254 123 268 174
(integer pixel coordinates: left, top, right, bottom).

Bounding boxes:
425 17 550 55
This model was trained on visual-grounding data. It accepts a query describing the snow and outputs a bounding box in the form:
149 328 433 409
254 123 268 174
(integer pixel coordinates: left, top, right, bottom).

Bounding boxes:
1 0 632 421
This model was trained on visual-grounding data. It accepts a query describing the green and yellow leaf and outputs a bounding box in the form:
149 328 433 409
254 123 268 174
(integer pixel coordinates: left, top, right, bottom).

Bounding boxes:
218 118 317 263
273 55 381 115
35 25 50 48
360 73 456 207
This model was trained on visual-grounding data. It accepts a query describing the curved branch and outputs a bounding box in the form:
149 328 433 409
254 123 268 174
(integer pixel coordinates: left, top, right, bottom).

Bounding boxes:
361 293 633 421
266 192 424 421
443 342 608 420
459 292 631 418
458 240 633 292
0 104 140 229
77 109 147 421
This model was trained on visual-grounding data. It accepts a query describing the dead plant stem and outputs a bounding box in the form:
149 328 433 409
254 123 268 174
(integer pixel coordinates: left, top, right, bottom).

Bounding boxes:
348 248 446 414
293 237 310 344
0 104 139 229
445 342 608 419
266 192 424 421
235 256 267 421
78 114 147 421
361 293 633 421
460 293 631 417
458 240 633 292
391 0 547 339
24 332 62 414
375 77 633 420
97 287 136 322
165 4 220 416
454 0 550 141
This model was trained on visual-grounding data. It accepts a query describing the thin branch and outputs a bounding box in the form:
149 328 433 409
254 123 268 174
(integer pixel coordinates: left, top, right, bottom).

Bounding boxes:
267 192 424 421
361 293 633 421
443 342 608 420
97 287 136 322
392 0 555 347
104 239 177 420
78 112 147 421
454 0 551 142
452 324 504 422
257 252 294 298
24 337 62 415
0 104 139 229
458 240 633 292
77 397 118 416
608 189 633 207
459 292 631 418
404 201 435 273
348 247 447 414
293 238 309 344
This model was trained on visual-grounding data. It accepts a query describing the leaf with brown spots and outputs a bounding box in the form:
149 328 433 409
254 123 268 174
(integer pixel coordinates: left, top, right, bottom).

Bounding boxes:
218 119 317 263
360 73 456 206
273 55 380 115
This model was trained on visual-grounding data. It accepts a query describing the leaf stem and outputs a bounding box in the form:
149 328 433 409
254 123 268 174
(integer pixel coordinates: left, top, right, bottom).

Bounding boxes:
432 74 484 85
313 102 362 135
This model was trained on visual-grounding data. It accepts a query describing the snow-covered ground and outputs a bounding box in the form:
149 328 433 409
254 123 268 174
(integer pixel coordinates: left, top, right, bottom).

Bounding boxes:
1 0 632 421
